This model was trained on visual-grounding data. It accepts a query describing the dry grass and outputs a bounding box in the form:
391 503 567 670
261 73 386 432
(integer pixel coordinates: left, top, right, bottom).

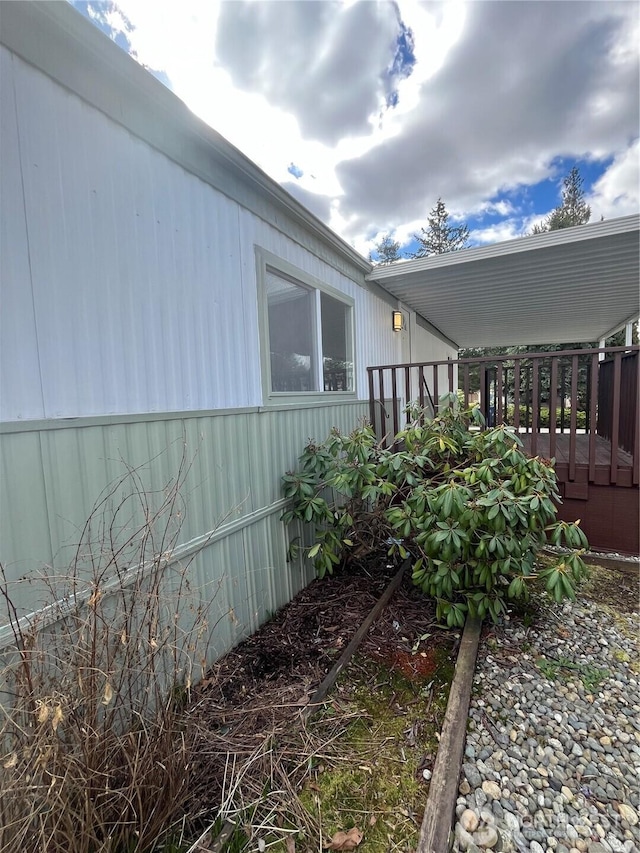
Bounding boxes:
0 452 224 853
184 704 368 853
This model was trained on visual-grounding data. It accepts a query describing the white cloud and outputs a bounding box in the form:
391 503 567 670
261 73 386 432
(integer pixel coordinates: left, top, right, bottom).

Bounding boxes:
79 0 639 252
334 1 639 241
586 141 640 221
470 220 525 246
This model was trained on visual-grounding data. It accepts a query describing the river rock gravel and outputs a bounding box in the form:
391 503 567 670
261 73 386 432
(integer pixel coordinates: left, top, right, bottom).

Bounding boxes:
451 594 639 853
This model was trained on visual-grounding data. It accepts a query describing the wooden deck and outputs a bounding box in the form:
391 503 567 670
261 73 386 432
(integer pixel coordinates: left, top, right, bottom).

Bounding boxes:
517 432 633 468
367 346 639 553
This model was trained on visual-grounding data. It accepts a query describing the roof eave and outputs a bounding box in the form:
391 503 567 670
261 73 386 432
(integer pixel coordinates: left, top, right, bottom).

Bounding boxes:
367 214 640 284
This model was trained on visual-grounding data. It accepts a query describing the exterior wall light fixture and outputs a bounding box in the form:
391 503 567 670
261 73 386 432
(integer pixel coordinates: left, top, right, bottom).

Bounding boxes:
392 310 403 332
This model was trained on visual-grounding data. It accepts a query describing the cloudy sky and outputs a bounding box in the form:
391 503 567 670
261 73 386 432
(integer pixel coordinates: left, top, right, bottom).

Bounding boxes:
73 0 639 259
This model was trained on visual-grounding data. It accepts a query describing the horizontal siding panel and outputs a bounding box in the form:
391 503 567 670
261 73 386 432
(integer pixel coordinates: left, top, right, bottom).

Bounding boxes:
0 405 364 635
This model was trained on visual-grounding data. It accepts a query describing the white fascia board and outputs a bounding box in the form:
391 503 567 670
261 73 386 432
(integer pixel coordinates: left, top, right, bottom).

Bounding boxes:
0 1 372 278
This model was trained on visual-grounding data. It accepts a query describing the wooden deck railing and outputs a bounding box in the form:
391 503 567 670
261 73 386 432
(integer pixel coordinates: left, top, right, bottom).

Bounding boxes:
367 346 639 487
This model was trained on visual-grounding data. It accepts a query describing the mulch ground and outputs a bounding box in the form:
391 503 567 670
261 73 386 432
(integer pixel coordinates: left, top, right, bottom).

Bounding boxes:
184 560 458 833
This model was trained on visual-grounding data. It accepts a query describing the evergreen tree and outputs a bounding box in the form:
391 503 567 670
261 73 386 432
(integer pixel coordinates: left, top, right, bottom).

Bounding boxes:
531 166 591 234
370 233 402 265
411 198 469 257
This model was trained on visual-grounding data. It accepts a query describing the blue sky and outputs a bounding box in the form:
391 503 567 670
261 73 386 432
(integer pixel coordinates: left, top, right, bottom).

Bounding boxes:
72 1 639 260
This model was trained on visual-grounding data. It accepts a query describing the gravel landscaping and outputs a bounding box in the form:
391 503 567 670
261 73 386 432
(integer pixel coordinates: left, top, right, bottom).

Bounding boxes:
451 591 639 853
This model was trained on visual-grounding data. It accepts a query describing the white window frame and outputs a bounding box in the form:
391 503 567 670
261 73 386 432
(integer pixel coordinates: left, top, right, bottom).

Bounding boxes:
256 247 356 405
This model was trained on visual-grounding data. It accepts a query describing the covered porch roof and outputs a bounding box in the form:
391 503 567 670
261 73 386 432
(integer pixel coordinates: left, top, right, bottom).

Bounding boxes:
368 215 639 348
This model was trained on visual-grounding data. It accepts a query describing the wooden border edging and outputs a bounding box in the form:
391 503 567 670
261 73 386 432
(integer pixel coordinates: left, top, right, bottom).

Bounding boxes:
417 614 483 853
301 560 408 721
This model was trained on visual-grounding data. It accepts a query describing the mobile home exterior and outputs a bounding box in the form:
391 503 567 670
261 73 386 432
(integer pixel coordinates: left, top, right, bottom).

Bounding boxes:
0 2 456 657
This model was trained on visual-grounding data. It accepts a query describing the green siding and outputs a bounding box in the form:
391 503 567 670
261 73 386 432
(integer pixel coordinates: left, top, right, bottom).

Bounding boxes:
0 403 366 663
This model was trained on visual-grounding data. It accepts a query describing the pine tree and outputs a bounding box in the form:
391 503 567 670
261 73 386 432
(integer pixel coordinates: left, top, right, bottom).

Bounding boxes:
531 166 591 234
370 233 402 265
411 198 469 257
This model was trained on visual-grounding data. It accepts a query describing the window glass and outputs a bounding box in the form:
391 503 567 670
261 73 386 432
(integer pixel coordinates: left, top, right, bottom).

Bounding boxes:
263 261 354 396
266 270 315 392
321 293 353 391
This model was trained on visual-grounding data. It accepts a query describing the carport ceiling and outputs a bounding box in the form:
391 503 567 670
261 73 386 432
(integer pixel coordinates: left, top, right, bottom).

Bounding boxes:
368 215 639 348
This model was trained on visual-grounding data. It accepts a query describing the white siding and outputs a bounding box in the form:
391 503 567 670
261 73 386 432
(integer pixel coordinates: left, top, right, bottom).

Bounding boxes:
0 49 44 420
2 48 257 419
1 46 453 422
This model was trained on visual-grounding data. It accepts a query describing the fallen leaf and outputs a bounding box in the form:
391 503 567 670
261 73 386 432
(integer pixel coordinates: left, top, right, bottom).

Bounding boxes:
325 828 363 851
286 837 296 853
368 816 377 827
3 752 18 769
51 704 63 732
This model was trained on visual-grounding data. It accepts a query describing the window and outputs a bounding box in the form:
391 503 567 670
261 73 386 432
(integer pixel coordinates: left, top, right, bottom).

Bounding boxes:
258 250 355 399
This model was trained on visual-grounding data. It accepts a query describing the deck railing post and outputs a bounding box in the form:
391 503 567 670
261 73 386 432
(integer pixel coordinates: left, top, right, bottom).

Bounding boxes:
569 356 578 481
584 359 591 432
462 364 470 408
480 363 487 426
560 364 567 432
588 352 599 482
391 368 399 442
496 363 504 425
378 368 387 449
531 360 539 456
432 365 439 414
368 368 375 431
404 367 411 426
524 364 531 432
549 356 558 461
610 353 622 484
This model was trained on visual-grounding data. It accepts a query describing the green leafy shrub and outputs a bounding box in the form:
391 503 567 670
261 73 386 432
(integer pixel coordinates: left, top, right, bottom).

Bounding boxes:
282 397 588 626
